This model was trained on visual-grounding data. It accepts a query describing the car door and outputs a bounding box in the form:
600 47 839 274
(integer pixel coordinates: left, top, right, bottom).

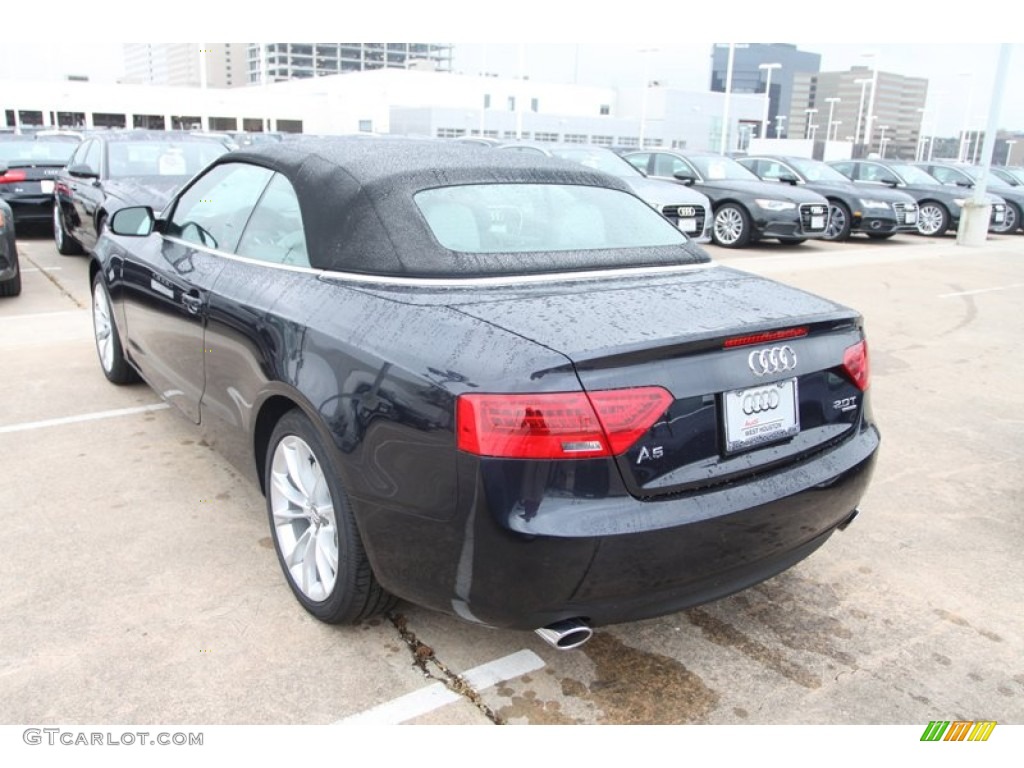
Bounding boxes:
120 161 274 423
70 139 105 250
199 172 314 467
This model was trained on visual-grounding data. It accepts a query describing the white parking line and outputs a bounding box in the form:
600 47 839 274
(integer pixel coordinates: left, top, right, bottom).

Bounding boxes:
0 309 84 321
21 267 63 273
938 283 1024 298
334 649 544 725
0 404 170 434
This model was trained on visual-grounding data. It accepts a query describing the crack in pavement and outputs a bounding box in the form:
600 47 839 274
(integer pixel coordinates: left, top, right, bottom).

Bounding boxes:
23 251 84 308
388 612 506 725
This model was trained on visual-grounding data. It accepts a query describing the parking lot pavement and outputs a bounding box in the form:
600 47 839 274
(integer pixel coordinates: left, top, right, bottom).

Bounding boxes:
2 231 1022 725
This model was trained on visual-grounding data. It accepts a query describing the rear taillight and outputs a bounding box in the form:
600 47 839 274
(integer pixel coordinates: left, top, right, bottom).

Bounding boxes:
0 170 27 184
842 340 870 391
457 387 672 459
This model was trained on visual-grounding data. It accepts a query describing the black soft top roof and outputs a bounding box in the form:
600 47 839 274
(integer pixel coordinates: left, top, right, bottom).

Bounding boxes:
212 137 701 277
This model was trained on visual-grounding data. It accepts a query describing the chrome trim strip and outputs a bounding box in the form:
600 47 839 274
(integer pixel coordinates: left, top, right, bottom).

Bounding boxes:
162 236 715 287
320 261 716 287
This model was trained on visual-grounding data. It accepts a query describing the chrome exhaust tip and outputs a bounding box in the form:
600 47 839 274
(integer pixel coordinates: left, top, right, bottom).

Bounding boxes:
838 508 860 531
535 618 593 650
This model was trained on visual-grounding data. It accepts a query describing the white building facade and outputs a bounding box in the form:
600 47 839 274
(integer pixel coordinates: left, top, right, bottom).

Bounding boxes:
1 69 763 152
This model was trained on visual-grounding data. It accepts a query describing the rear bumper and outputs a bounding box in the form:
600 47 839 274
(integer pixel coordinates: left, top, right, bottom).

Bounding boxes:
355 421 880 629
0 194 54 223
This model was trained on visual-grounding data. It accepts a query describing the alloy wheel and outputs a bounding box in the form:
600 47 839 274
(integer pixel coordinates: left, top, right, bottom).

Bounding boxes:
92 281 115 373
824 204 847 240
917 204 946 236
269 435 339 602
54 205 65 250
1002 204 1018 233
714 207 745 245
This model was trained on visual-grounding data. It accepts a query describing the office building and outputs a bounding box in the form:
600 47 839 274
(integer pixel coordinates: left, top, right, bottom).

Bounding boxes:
248 43 453 83
710 44 821 138
789 65 928 159
123 44 248 88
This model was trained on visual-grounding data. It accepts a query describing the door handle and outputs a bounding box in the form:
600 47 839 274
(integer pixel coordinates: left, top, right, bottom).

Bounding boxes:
182 292 203 315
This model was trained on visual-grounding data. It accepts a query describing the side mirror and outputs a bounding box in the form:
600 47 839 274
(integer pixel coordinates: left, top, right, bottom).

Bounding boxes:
68 164 99 179
779 173 799 185
881 176 900 188
110 206 155 237
673 170 697 185
956 180 974 188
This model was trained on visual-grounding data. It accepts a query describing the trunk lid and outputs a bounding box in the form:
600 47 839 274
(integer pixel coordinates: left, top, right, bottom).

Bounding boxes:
447 265 868 498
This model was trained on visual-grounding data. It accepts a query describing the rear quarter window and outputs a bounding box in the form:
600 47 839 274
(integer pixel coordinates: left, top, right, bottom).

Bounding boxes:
414 184 688 254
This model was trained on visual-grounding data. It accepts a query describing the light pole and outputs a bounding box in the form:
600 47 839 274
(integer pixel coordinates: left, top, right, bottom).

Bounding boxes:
972 115 985 164
862 51 880 152
824 97 840 142
1008 140 1018 165
878 125 889 157
957 71 974 162
775 114 787 138
758 62 781 139
830 120 842 142
915 107 926 161
804 108 818 140
638 48 658 149
854 77 872 146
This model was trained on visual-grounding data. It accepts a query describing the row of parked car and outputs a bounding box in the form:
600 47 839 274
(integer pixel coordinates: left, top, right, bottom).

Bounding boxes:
3 128 1023 301
469 138 1024 248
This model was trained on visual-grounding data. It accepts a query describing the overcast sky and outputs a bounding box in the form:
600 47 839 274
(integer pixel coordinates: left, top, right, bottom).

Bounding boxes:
2 9 1015 137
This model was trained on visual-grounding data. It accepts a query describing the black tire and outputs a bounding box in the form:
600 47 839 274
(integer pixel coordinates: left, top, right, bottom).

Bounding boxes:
54 202 84 256
712 203 753 248
0 259 20 297
778 238 806 245
917 202 950 237
823 200 853 241
91 272 139 384
265 409 397 624
866 233 896 240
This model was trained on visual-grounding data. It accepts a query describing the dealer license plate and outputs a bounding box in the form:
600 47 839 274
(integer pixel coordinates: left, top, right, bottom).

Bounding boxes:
811 215 825 229
680 218 698 233
723 378 800 453
905 211 917 224
41 180 54 193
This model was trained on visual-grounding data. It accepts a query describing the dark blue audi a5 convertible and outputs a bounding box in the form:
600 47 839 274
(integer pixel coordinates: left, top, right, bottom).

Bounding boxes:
90 138 879 649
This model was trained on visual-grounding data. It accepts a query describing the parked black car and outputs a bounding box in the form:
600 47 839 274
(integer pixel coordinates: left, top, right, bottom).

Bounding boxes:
828 159 1007 237
53 130 229 256
0 133 80 225
914 161 1024 233
624 150 831 248
0 199 19 297
92 139 879 642
738 155 920 241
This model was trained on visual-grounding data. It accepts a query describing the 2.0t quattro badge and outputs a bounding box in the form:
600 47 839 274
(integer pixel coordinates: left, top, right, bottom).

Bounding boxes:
748 345 798 376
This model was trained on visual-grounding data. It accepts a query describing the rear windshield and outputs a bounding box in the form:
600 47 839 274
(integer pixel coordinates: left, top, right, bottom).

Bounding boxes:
414 184 688 254
107 141 228 178
0 140 77 164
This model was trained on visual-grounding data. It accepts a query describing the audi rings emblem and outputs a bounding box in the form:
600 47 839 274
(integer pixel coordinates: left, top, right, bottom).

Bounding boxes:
748 345 798 376
677 206 697 217
742 389 781 415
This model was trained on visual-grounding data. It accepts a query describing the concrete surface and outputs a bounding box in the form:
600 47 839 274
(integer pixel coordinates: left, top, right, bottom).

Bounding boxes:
1 228 1021 726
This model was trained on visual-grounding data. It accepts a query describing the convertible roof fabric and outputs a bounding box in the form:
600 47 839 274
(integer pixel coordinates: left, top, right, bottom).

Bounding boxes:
220 137 707 277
